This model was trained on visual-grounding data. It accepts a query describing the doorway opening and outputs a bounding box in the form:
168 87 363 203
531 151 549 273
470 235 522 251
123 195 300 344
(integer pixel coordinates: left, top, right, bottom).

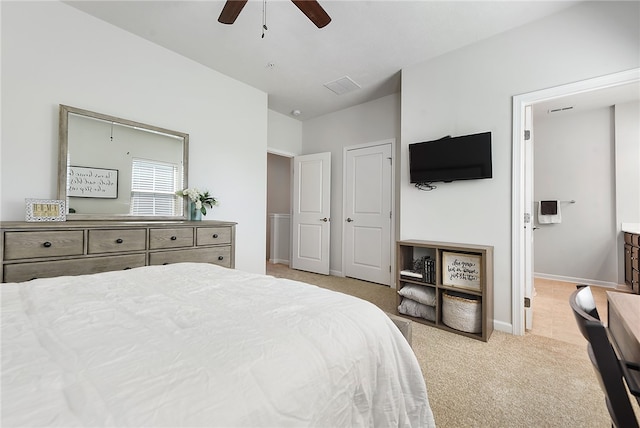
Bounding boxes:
512 68 640 335
266 152 292 267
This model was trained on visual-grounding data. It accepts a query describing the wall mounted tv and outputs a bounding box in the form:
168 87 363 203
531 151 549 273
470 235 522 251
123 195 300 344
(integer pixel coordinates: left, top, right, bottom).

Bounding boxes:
409 131 492 184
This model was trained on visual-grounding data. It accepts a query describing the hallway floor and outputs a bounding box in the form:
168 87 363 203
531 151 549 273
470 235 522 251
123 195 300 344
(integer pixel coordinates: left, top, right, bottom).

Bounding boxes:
529 278 610 347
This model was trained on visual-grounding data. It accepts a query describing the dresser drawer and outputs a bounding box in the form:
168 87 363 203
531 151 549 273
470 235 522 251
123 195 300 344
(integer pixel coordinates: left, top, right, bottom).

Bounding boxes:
3 230 84 260
632 246 639 271
149 246 232 268
1 221 236 283
625 233 640 247
3 254 146 283
88 229 146 254
149 228 194 250
196 227 232 246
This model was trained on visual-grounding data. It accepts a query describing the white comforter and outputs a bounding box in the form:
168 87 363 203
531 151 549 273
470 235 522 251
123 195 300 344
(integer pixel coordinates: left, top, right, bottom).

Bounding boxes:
1 263 434 427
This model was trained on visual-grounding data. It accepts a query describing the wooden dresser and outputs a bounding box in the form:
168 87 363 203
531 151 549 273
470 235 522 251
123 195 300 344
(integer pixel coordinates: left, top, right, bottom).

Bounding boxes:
624 232 639 294
0 220 236 283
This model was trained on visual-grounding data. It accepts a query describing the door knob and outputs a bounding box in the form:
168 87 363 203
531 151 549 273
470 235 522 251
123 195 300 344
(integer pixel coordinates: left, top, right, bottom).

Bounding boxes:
346 217 354 222
320 217 328 222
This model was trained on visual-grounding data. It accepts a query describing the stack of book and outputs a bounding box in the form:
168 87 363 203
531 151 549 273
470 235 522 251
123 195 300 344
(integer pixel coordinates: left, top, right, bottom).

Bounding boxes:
400 256 436 284
423 257 435 284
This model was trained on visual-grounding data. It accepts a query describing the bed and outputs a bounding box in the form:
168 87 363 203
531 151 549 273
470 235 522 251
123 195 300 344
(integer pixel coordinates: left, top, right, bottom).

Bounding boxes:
1 262 435 427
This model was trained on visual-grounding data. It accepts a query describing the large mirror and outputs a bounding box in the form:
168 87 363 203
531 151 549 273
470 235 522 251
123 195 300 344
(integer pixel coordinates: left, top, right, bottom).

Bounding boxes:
58 105 188 220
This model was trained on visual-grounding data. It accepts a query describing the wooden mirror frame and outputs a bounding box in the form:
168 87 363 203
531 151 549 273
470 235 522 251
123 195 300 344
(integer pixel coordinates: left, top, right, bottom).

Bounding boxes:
58 105 189 220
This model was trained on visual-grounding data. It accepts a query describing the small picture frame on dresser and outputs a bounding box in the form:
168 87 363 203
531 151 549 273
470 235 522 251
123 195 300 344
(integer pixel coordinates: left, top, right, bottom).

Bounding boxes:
25 198 66 222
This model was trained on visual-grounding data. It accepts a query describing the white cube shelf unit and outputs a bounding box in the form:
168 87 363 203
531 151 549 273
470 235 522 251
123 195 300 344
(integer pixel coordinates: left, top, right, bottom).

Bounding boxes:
396 240 494 342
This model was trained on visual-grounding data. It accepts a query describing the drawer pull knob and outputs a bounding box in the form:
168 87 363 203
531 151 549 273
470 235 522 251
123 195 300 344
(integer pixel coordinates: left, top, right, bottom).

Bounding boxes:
213 234 219 239
218 256 224 261
43 241 52 248
116 238 124 244
170 236 177 240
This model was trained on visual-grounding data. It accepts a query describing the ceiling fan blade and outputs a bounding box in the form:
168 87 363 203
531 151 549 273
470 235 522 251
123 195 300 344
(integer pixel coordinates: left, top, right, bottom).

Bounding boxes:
218 0 248 25
291 0 331 28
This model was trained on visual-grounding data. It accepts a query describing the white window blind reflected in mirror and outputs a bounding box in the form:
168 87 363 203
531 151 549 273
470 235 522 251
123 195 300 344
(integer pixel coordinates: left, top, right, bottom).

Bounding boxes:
130 159 179 216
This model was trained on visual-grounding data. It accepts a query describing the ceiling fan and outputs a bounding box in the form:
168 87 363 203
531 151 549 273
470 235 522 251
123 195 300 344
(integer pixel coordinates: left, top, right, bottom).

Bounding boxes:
218 0 331 29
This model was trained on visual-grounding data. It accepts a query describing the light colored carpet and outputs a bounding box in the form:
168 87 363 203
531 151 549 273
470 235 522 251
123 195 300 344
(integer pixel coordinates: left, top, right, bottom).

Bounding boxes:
265 263 626 427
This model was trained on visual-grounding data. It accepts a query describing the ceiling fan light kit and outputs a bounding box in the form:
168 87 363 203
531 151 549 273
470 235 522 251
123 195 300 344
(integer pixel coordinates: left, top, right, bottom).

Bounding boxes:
218 0 331 29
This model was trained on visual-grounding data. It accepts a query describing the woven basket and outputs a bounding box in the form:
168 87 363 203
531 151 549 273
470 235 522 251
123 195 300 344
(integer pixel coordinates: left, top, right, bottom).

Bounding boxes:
442 291 481 333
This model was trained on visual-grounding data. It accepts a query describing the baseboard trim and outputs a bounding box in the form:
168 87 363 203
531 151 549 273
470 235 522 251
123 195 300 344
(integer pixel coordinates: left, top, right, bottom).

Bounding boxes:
534 272 618 289
494 320 513 334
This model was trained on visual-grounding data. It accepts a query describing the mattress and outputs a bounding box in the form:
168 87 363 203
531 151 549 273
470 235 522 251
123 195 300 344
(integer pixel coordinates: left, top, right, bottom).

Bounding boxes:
1 262 434 427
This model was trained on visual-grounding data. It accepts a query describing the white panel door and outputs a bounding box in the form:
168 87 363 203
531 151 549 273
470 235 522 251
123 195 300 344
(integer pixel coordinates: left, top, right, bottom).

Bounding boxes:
524 105 535 330
344 143 392 285
291 152 331 275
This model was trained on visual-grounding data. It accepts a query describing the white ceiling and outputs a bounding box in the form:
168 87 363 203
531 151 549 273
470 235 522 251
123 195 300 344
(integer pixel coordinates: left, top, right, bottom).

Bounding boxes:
65 0 583 121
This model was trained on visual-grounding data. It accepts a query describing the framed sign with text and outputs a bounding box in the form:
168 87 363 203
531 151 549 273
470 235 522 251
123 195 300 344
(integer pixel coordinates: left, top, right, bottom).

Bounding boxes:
442 251 482 291
67 166 118 198
25 199 66 222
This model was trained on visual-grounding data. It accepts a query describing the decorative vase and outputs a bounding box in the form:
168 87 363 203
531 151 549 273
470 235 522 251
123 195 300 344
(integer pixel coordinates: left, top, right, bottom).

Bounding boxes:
189 201 202 221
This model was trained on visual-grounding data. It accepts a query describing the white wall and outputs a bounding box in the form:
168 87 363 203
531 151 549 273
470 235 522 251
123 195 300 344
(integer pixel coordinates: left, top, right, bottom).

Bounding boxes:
401 1 640 331
302 93 400 275
1 1 268 274
267 110 302 156
533 107 617 285
615 100 640 282
615 101 640 225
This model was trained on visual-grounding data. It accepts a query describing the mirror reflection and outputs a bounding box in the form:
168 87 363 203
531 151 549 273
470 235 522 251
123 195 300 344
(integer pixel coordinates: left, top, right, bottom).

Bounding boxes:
58 105 188 220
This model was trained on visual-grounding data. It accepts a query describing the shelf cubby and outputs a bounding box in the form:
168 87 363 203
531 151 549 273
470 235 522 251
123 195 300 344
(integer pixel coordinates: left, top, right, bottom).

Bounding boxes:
396 240 493 342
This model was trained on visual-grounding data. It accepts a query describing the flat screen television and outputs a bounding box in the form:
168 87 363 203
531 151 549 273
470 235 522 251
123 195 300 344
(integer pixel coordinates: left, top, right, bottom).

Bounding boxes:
409 131 492 184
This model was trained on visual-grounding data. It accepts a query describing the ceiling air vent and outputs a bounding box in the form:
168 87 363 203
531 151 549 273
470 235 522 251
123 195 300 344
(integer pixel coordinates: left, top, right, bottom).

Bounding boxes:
547 106 574 114
324 76 361 95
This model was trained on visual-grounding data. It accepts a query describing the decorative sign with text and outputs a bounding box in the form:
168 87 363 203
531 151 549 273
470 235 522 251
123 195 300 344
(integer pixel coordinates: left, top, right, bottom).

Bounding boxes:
67 166 118 198
442 251 482 291
25 198 66 222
